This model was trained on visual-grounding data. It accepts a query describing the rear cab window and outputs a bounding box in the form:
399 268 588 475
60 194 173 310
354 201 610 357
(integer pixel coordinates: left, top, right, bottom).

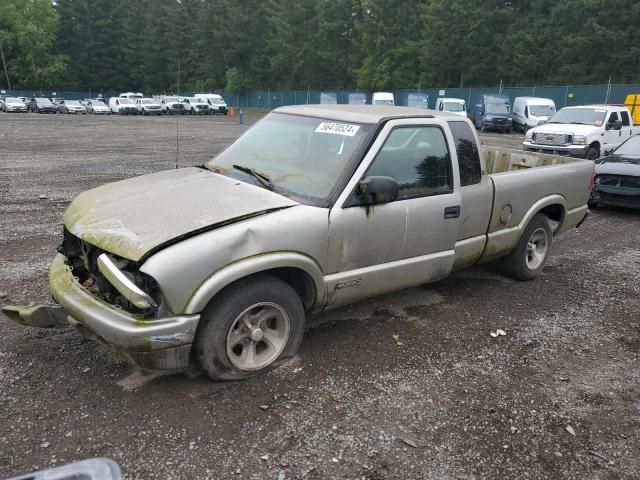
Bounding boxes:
447 121 482 186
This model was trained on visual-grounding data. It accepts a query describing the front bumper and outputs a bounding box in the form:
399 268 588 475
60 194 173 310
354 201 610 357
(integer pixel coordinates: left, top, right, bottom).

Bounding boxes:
483 121 511 131
5 106 27 112
1 253 200 370
590 185 640 210
523 141 588 157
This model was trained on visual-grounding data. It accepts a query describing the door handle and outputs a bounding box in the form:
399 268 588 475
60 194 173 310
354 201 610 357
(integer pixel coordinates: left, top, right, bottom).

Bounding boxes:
444 205 461 219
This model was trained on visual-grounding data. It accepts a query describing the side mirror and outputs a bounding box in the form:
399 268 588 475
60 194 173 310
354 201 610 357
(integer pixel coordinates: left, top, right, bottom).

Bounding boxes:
606 119 623 130
356 176 399 205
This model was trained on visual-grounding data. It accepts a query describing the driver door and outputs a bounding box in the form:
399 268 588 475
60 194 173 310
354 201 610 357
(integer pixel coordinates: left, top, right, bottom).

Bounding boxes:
603 111 623 153
326 119 461 307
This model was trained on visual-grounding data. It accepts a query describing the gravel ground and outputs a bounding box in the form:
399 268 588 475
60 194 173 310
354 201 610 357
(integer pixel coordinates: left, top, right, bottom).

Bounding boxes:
0 113 639 480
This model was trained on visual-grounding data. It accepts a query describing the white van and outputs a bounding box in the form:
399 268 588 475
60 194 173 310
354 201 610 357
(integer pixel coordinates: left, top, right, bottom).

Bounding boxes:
435 97 466 116
512 97 556 132
407 93 429 109
108 96 138 115
194 94 228 115
372 92 394 106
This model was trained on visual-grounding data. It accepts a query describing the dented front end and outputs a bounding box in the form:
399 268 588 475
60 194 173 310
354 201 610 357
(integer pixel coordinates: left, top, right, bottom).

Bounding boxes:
2 249 200 371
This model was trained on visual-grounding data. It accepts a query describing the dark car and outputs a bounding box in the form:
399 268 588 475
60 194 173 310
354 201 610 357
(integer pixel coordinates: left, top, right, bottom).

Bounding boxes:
30 97 57 114
590 134 640 209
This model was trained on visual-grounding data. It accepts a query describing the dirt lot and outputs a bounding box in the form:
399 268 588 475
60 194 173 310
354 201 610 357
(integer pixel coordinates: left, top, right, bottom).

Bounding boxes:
1 113 639 480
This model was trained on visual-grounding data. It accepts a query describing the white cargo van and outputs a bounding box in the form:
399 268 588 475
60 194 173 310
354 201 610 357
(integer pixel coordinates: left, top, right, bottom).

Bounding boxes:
513 97 556 132
109 97 138 115
194 94 228 115
435 97 466 116
372 92 394 106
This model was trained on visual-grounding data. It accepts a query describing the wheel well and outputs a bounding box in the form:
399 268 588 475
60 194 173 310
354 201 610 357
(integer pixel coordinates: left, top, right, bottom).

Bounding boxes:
589 141 600 150
538 203 565 234
214 268 316 312
264 267 316 311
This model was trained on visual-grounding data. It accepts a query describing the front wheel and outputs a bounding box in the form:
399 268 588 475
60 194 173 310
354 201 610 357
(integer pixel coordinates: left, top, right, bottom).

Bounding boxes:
585 146 600 160
499 213 553 281
195 274 305 381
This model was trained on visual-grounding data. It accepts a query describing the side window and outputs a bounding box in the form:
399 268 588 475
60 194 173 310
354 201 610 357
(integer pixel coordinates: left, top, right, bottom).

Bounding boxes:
438 102 444 111
366 126 453 199
524 106 528 118
621 111 631 126
608 112 619 123
448 121 482 186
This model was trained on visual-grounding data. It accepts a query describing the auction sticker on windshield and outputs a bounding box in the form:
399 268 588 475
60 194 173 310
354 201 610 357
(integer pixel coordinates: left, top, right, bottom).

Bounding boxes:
315 122 360 136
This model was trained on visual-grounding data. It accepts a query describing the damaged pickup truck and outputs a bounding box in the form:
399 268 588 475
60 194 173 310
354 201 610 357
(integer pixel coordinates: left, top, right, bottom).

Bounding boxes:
2 105 593 380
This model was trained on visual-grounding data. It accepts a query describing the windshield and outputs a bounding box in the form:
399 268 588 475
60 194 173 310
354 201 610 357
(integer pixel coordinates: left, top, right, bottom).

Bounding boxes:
67 101 81 106
211 98 224 104
6 97 20 102
530 105 555 117
36 98 52 104
374 99 394 106
445 102 465 112
612 135 640 158
142 99 155 104
549 107 606 126
94 101 106 107
164 96 178 102
120 98 134 104
486 103 510 114
207 113 372 202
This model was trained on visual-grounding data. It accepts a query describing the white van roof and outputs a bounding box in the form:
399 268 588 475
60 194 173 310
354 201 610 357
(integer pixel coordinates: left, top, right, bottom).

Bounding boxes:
514 96 555 104
372 92 394 99
438 97 465 103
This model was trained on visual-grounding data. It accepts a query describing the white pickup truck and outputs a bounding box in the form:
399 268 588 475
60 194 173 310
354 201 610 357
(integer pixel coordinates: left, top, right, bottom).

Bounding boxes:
524 105 640 160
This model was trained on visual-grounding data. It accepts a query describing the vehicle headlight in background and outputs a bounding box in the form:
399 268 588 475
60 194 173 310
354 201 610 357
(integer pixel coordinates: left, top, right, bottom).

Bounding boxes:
572 135 588 145
97 253 158 309
525 129 534 141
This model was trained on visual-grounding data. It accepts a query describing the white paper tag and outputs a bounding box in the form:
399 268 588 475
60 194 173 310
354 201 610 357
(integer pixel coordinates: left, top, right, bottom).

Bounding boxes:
315 122 360 136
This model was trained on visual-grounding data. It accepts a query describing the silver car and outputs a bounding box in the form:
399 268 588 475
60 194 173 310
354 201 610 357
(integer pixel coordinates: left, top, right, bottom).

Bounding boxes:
3 105 592 380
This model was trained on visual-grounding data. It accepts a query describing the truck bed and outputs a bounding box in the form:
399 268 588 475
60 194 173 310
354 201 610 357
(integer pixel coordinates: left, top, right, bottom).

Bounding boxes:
478 146 593 259
483 147 585 174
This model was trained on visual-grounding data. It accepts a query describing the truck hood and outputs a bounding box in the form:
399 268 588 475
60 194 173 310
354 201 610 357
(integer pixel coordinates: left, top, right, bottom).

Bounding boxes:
63 167 298 261
532 123 597 136
595 156 640 176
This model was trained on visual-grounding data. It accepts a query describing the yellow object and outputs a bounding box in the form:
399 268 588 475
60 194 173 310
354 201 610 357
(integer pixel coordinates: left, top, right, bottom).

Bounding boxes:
624 94 640 125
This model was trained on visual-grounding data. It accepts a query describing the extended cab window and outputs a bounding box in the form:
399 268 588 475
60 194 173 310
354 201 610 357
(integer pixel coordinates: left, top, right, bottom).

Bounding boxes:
366 126 452 199
621 111 631 126
448 121 481 186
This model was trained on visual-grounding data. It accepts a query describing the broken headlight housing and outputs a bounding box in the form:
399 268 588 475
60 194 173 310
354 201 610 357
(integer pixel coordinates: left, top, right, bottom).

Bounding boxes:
97 253 157 310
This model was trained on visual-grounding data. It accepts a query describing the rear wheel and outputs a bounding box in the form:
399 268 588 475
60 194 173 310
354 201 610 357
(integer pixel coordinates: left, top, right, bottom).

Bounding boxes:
195 274 305 381
499 213 553 281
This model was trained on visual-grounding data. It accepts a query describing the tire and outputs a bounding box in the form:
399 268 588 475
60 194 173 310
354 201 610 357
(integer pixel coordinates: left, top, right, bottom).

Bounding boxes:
480 123 486 132
585 146 600 160
195 274 305 381
499 213 553 281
